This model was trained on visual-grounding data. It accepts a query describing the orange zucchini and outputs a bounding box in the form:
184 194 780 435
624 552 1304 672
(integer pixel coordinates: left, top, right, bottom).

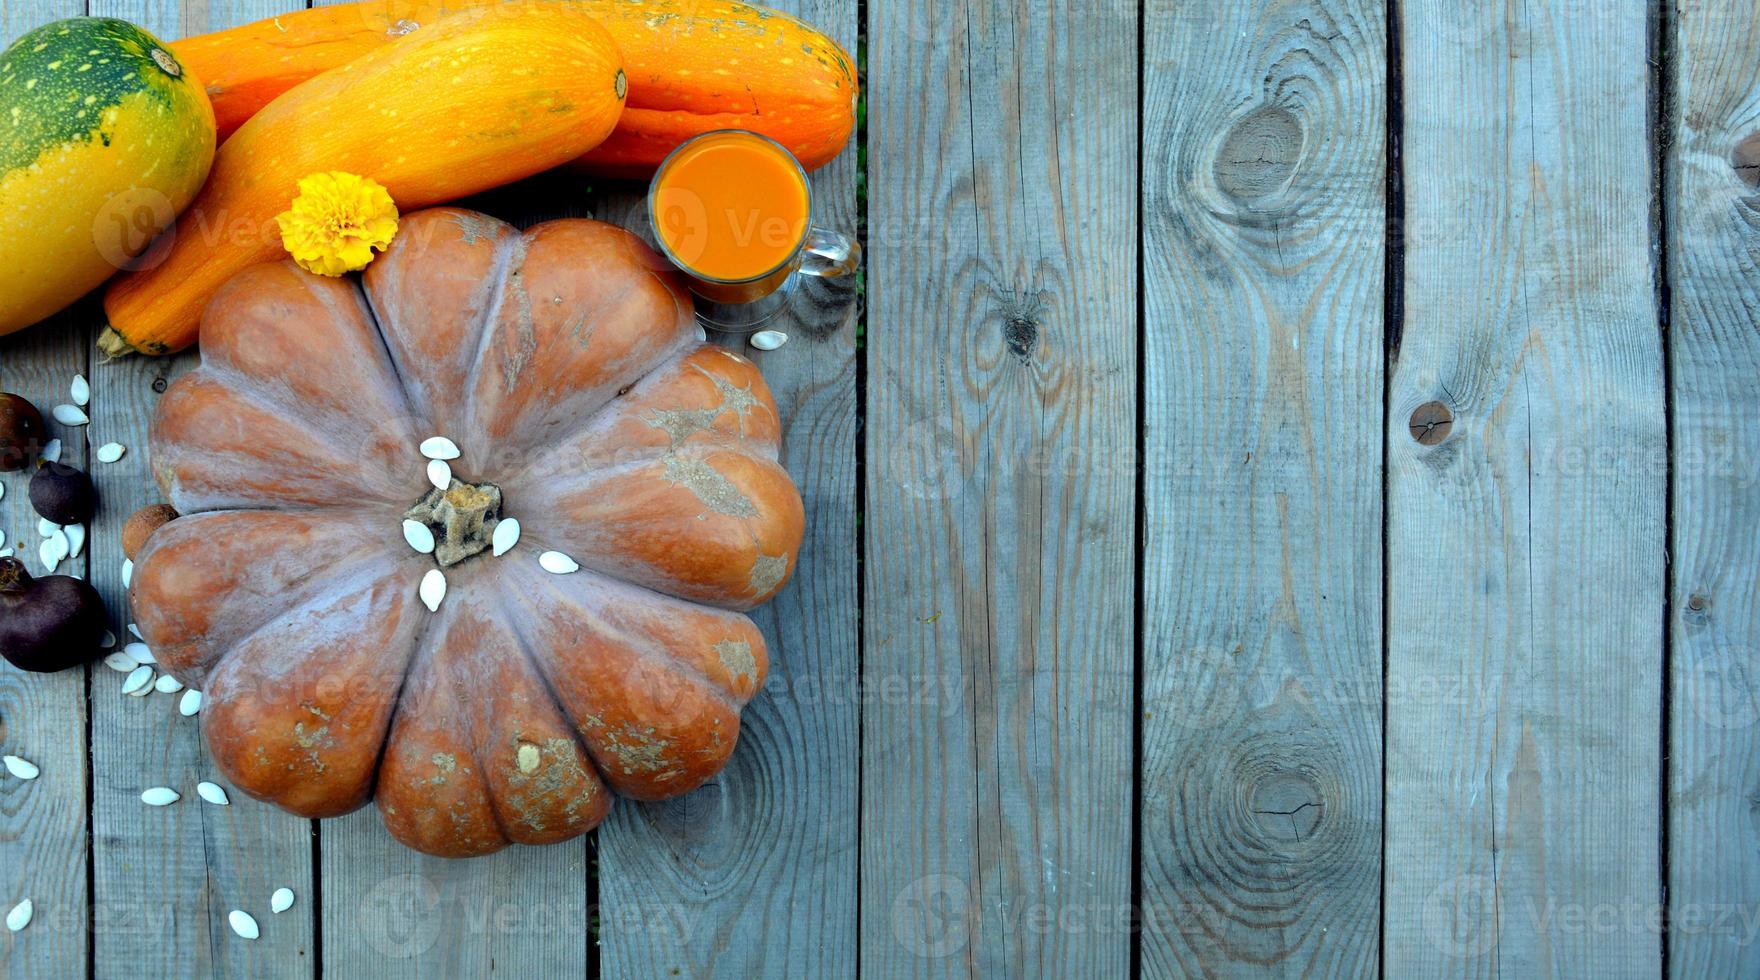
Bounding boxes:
170 0 857 177
101 4 625 357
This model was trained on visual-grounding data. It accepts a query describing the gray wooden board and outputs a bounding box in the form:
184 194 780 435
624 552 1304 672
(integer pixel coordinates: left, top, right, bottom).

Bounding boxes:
0 308 91 977
1666 1 1760 975
1138 0 1387 973
591 0 862 974
861 0 1139 974
1383 0 1666 976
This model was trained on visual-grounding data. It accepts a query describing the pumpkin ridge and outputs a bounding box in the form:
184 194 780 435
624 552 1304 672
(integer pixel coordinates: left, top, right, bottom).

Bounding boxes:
495 341 701 489
455 226 529 442
461 221 698 455
197 563 428 816
183 549 421 688
132 506 411 682
488 595 630 802
168 366 418 508
479 576 615 824
362 566 456 826
305 264 423 426
503 559 746 713
399 595 522 852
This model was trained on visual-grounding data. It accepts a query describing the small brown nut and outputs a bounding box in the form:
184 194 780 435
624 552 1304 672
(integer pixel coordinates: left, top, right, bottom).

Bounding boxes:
122 504 179 560
0 393 46 472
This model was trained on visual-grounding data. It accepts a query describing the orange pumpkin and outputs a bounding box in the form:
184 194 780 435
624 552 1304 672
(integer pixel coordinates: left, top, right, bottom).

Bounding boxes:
130 208 804 857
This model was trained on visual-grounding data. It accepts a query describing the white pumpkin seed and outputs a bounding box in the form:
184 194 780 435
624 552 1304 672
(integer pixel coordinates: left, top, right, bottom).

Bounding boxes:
121 665 154 696
96 443 125 463
103 652 135 672
3 755 39 780
538 551 579 574
125 642 155 665
401 520 436 554
420 436 461 460
51 404 88 426
491 518 521 557
70 374 89 407
121 558 132 588
695 323 708 341
101 629 117 648
154 674 184 694
37 517 59 538
140 787 179 806
127 624 142 640
179 690 204 716
40 438 60 463
229 910 259 940
750 330 788 351
6 899 32 933
426 458 452 491
419 568 446 611
196 781 229 805
64 523 85 559
38 534 64 574
270 888 294 914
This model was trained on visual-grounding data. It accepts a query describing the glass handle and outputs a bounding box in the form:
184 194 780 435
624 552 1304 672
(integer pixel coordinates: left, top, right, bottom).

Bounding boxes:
799 226 861 279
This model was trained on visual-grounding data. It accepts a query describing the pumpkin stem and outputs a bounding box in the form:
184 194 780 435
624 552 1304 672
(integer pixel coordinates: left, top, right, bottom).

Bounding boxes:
405 479 503 568
97 326 139 360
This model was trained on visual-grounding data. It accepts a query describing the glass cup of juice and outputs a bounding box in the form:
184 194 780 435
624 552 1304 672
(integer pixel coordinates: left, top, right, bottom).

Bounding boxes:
648 129 860 330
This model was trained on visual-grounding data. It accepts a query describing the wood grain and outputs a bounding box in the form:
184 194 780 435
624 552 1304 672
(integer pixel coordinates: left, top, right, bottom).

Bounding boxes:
0 305 91 977
591 0 862 974
861 0 1138 974
1138 0 1386 973
1383 1 1665 975
78 2 318 976
1666 1 1760 975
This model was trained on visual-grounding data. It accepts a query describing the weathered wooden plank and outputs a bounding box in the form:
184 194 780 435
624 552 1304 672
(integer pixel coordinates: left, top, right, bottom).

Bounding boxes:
1 8 95 978
322 809 591 974
595 0 861 974
1384 1 1665 975
861 0 1137 974
80 3 318 976
1666 1 1760 975
1 0 81 44
1138 0 1386 972
0 306 91 977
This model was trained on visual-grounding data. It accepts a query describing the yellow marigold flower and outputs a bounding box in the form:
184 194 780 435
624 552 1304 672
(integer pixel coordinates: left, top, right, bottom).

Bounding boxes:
275 172 400 277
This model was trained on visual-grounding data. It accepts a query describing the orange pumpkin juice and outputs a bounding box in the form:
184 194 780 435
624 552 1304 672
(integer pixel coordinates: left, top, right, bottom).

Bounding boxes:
650 131 811 303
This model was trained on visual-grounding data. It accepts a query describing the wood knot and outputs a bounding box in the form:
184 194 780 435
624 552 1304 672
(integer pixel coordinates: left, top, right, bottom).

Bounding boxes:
1215 105 1304 203
991 286 1047 361
1248 770 1325 843
1409 401 1453 445
1736 133 1760 189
